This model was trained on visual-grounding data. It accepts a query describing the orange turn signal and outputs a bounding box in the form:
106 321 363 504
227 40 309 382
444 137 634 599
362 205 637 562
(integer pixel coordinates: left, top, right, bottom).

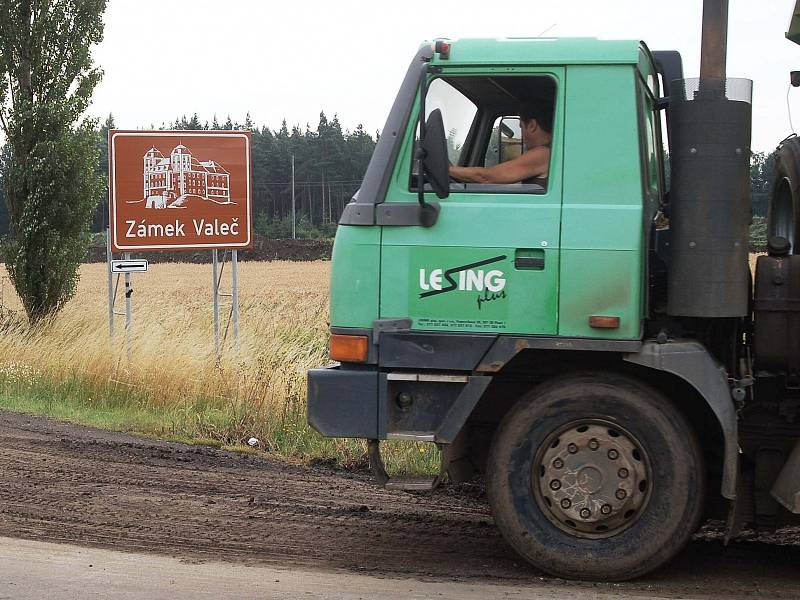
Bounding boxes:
330 334 369 363
589 315 621 329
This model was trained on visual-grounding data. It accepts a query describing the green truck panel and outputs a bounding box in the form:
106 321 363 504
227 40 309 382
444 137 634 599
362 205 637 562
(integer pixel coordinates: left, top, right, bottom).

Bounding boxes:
558 249 641 339
429 38 642 67
329 225 380 328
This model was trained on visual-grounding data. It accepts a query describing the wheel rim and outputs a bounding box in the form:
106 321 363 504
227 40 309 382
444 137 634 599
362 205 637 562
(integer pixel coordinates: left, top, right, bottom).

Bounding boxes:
532 419 652 539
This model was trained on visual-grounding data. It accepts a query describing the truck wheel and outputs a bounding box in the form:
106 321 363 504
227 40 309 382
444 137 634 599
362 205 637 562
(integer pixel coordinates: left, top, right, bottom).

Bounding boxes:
769 136 800 252
486 372 705 581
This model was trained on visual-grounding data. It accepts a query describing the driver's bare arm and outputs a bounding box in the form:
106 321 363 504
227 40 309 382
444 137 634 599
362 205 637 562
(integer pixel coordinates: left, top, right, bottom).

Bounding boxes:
449 146 550 184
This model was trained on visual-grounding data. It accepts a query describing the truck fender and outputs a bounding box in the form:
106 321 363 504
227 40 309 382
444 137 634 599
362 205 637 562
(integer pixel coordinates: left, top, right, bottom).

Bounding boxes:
624 340 738 500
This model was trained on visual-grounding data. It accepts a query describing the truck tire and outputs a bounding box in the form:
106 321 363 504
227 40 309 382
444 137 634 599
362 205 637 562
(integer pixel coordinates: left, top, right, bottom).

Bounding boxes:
769 136 800 252
486 372 705 581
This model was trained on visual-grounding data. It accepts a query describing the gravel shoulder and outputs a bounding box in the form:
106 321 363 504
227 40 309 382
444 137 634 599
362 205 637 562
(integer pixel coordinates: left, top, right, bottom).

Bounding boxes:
0 411 799 598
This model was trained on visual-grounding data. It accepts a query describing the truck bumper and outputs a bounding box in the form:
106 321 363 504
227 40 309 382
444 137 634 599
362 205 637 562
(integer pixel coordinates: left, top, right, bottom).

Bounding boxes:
307 365 379 438
308 364 492 443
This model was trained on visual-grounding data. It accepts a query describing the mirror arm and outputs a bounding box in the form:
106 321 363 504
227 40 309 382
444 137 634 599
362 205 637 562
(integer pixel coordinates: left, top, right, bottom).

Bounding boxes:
416 147 426 208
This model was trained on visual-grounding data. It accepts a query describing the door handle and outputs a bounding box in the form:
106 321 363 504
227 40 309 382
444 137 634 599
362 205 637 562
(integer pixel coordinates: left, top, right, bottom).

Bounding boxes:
515 249 545 270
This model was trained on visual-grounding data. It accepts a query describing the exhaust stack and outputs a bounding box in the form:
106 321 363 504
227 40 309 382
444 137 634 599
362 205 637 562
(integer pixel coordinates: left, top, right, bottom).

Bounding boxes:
666 0 753 318
700 0 728 80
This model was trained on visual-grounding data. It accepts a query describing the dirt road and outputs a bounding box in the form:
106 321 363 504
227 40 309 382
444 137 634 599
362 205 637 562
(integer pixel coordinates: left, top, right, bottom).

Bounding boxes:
0 411 799 599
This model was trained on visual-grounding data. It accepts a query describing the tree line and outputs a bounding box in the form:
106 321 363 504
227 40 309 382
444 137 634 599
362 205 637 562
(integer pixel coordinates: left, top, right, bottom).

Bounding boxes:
2 130 780 243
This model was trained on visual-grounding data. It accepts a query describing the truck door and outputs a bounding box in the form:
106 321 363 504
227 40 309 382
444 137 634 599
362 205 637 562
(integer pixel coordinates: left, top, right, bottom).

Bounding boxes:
379 70 564 335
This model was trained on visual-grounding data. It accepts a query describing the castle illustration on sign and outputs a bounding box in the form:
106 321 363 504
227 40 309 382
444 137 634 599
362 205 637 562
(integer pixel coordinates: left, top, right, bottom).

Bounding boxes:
139 144 233 209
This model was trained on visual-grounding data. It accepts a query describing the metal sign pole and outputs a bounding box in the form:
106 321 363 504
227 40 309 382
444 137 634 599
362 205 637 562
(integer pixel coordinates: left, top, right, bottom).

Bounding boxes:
106 227 114 336
231 249 240 351
123 251 132 357
212 249 220 356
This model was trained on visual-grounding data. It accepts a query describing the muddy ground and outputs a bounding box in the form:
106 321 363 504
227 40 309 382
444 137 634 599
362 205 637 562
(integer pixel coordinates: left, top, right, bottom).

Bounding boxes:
0 411 798 598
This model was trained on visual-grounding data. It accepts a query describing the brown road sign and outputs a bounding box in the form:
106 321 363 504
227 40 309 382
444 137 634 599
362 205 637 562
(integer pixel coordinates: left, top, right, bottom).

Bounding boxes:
109 130 252 251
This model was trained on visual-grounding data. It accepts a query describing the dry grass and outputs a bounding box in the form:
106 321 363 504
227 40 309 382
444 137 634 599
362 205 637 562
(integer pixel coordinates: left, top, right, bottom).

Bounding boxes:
0 260 328 406
7 259 327 367
0 260 436 473
0 262 349 459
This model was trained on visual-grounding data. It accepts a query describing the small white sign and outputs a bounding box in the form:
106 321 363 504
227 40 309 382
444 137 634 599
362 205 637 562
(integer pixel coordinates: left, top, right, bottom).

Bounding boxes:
110 259 148 273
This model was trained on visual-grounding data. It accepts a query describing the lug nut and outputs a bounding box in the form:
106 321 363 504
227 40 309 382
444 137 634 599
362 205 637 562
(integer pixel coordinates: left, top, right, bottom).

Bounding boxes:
601 504 612 515
550 479 562 491
580 508 591 518
553 458 564 469
567 443 578 454
588 439 599 451
560 498 571 509
608 449 619 460
616 489 627 500
618 468 629 478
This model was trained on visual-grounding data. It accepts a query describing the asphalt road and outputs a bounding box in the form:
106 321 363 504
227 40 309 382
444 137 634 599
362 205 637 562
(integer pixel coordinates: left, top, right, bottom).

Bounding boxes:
0 536 668 600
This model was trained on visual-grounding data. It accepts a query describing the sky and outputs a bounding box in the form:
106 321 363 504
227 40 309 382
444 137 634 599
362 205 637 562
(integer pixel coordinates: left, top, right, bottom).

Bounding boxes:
39 0 800 152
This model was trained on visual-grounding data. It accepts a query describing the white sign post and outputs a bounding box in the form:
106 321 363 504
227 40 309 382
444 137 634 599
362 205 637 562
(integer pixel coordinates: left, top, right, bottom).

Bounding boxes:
211 249 241 358
107 233 144 358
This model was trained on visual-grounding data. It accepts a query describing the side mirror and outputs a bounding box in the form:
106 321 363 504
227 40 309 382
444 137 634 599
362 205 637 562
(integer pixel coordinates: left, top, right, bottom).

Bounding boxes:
418 108 450 200
791 71 800 88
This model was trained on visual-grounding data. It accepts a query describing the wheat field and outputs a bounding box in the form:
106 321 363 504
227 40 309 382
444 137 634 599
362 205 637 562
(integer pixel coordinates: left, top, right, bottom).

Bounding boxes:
0 260 330 393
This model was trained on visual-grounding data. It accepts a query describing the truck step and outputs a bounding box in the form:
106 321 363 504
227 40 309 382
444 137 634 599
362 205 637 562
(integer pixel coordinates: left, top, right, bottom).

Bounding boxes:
385 477 439 492
367 439 446 492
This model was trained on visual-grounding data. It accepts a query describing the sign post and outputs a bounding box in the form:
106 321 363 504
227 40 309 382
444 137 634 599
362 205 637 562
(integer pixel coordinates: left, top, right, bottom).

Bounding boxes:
232 250 240 351
212 249 221 356
124 252 132 358
106 227 114 336
108 130 253 356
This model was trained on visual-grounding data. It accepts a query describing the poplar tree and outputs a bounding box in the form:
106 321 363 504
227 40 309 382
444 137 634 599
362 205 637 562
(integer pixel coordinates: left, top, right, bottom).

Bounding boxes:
0 0 107 322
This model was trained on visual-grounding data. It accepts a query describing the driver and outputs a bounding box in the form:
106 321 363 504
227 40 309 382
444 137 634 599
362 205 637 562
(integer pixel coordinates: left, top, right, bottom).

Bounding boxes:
448 103 553 185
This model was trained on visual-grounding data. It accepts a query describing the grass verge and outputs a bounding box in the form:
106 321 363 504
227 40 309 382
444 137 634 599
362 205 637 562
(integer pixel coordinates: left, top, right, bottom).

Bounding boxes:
0 367 438 476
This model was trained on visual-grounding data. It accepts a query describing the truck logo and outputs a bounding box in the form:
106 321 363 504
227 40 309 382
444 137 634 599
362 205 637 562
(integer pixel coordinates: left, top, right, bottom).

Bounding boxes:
419 255 507 298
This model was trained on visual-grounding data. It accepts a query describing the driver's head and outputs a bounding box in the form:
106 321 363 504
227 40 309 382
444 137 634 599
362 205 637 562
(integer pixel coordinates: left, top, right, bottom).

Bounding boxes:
520 102 554 148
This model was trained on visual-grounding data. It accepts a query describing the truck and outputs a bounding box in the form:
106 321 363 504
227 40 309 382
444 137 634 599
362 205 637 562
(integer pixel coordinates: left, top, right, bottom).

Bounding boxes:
307 0 800 581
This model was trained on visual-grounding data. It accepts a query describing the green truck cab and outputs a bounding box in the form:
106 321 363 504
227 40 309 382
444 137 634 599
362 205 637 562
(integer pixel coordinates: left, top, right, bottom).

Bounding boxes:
308 16 800 581
329 38 655 340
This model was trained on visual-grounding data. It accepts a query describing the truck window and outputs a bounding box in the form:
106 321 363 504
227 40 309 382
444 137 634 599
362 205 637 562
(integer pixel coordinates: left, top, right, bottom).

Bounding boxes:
411 74 556 194
425 78 478 164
